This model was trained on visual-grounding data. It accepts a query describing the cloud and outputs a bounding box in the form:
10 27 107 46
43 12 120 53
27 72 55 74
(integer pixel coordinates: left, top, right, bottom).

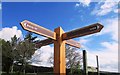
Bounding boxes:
113 8 119 13
87 41 118 72
80 0 91 6
79 38 90 44
0 3 1 10
31 45 54 67
79 17 118 72
79 38 91 49
75 0 91 7
96 18 118 42
75 0 118 16
0 26 23 41
75 3 80 7
92 1 118 16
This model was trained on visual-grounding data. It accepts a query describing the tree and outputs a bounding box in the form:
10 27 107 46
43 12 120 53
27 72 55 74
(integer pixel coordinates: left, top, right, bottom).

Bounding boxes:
1 32 38 74
1 39 13 74
48 45 82 74
15 32 37 74
66 45 82 74
48 53 54 66
1 35 21 74
10 35 20 72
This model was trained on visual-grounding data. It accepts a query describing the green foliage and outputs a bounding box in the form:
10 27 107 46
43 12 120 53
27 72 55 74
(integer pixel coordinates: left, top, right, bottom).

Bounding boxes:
1 32 38 74
14 32 37 74
1 39 13 74
15 32 37 62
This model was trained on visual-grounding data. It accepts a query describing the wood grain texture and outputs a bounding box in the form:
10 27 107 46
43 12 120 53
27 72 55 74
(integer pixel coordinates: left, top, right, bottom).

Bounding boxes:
54 27 66 75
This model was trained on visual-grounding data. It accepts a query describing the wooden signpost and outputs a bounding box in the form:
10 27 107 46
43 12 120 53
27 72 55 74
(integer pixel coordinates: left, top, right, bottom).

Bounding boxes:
20 20 103 75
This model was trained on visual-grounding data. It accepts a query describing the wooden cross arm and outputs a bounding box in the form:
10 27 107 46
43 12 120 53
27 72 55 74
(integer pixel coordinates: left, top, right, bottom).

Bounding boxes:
35 39 80 48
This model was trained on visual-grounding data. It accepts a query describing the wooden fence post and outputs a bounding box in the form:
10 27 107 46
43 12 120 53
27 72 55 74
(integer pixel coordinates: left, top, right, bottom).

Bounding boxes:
83 50 88 75
96 55 100 75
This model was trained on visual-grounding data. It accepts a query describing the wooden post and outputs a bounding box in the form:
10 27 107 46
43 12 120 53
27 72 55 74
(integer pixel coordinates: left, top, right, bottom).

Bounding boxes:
96 55 100 75
83 50 88 75
20 20 103 75
54 27 66 75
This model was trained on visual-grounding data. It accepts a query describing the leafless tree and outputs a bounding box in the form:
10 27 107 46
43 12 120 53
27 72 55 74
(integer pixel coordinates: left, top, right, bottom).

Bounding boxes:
48 45 82 73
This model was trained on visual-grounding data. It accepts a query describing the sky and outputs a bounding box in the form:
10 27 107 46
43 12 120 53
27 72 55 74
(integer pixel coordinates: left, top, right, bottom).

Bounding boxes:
0 0 119 72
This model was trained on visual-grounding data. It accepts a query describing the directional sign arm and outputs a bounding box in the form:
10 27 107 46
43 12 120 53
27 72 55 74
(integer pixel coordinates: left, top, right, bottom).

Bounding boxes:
62 23 103 40
35 38 53 48
35 39 80 48
20 20 56 40
66 39 80 48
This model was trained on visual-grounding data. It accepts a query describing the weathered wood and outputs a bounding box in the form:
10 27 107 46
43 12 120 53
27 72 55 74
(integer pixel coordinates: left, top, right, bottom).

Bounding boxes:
35 38 53 48
35 39 80 48
54 27 66 75
83 50 88 75
62 23 103 40
20 20 56 40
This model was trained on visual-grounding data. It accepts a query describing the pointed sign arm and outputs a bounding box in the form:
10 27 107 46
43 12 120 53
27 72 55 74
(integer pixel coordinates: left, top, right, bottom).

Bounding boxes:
35 38 80 48
20 20 56 40
66 39 80 48
62 23 104 40
35 38 53 48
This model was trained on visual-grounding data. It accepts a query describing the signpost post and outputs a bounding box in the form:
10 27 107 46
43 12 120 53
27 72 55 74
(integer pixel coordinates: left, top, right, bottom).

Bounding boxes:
20 20 103 75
